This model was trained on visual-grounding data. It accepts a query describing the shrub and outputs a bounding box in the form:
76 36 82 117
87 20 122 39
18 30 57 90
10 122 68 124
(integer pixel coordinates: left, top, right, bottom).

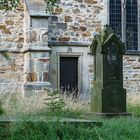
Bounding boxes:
44 90 65 116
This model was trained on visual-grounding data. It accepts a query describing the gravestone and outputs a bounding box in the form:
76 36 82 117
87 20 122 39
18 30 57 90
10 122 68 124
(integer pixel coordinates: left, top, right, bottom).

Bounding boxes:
90 25 131 116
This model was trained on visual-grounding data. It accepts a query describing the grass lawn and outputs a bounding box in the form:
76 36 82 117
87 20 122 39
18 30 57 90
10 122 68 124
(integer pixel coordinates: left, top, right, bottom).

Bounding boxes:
0 93 140 140
0 116 140 140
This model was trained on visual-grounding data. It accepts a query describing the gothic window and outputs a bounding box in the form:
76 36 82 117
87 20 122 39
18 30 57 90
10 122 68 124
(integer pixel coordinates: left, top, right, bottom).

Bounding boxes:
109 0 122 39
109 0 139 51
126 0 138 50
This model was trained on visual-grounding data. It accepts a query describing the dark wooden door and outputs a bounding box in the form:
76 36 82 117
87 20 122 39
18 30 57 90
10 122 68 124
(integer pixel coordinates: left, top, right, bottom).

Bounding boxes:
60 57 78 93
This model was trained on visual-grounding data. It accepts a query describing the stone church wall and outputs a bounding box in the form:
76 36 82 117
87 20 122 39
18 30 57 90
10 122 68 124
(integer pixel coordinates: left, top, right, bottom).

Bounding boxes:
0 0 139 96
48 0 105 43
0 3 24 94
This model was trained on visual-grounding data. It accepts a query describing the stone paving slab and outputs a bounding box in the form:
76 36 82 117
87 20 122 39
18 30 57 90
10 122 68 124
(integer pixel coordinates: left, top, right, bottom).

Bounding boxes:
0 115 102 127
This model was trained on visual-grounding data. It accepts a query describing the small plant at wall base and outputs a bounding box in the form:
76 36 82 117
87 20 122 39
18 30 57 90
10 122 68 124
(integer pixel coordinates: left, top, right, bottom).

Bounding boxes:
44 90 65 116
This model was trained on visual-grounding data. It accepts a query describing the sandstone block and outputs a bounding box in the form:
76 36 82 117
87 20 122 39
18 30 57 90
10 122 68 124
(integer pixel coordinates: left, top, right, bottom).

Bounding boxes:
16 37 24 43
70 26 79 31
59 37 70 42
80 26 87 31
31 30 37 43
64 16 72 22
5 20 14 25
54 7 63 14
0 73 16 79
82 31 91 37
0 25 6 30
84 0 97 4
26 72 37 82
95 27 101 32
2 29 11 34
4 38 14 42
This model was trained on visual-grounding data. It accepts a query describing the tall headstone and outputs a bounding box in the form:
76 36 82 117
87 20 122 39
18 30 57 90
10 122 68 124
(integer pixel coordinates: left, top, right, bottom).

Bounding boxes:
90 25 131 116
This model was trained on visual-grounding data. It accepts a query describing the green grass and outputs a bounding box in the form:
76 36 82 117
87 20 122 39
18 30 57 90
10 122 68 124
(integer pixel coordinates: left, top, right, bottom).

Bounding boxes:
0 95 140 140
128 104 140 117
0 117 140 140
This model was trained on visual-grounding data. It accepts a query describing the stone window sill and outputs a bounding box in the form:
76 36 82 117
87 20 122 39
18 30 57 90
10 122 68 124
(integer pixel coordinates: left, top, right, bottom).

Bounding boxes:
124 51 140 55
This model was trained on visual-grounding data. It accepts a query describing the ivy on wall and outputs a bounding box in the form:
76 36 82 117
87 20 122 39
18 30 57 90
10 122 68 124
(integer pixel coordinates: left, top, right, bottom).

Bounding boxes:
45 0 60 13
0 0 59 12
0 0 20 10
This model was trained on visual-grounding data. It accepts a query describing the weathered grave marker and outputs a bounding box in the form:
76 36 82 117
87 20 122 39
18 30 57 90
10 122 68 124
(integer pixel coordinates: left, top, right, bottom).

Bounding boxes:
90 25 131 116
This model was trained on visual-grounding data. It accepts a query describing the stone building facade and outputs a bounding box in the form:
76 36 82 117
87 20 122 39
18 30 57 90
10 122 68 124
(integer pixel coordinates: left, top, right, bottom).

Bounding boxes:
0 0 140 97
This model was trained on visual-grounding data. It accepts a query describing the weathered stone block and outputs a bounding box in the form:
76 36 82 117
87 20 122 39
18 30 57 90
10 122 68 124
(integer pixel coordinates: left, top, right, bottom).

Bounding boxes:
38 72 42 81
24 84 42 90
35 61 44 72
51 37 57 41
43 72 48 82
94 9 100 14
73 8 80 14
44 62 49 71
30 52 49 58
51 16 58 22
24 58 34 72
17 43 23 48
42 32 48 42
15 59 23 66
75 0 83 3
31 17 48 28
26 31 31 43
57 23 67 29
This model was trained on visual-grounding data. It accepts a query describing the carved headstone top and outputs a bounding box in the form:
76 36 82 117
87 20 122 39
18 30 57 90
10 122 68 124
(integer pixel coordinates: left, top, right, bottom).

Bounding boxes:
90 25 125 55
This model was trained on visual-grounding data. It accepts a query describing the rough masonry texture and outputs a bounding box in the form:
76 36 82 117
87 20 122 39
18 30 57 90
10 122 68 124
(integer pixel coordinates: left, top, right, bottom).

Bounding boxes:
0 0 140 97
